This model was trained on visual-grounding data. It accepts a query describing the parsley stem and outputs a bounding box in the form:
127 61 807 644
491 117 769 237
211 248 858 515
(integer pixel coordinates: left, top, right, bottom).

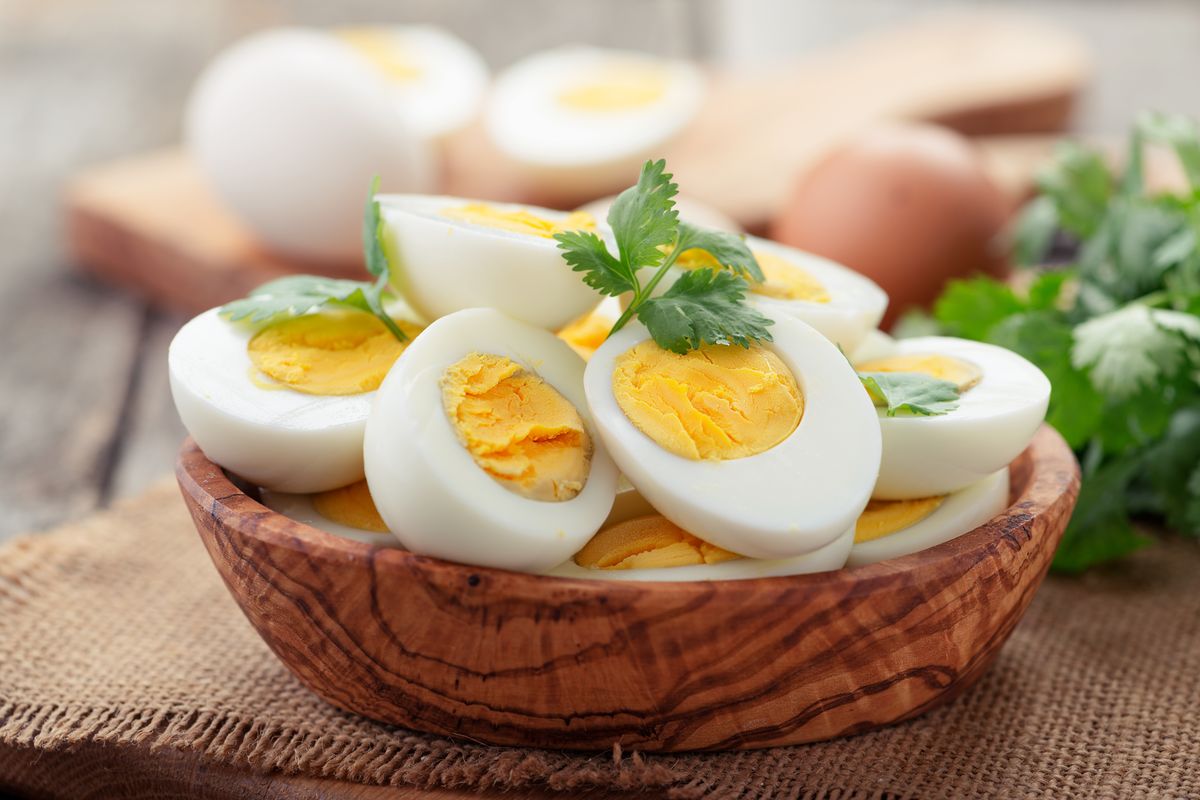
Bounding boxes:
377 312 408 342
606 246 684 339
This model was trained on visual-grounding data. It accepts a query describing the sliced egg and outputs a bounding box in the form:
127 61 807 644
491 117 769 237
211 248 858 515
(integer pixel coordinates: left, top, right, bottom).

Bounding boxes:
364 308 618 572
556 296 622 360
584 315 881 559
169 308 419 493
260 480 402 547
849 329 898 363
547 515 854 581
857 336 1049 499
650 236 888 353
846 468 1009 567
379 194 604 330
485 46 706 194
337 25 488 139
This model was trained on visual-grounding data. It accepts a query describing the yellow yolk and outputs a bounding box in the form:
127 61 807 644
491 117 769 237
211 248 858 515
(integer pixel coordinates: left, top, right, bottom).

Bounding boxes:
338 28 423 82
857 354 983 393
674 248 831 303
441 353 593 502
557 309 615 360
574 514 741 570
312 480 389 533
557 64 669 111
248 313 420 396
441 203 596 239
612 341 803 461
854 496 945 543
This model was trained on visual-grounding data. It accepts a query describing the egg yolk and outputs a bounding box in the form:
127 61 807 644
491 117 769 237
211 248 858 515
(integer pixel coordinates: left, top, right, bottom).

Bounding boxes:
854 496 945 543
441 203 596 239
674 248 831 303
557 309 615 360
312 480 390 533
441 353 592 502
248 313 420 396
557 64 669 111
338 28 423 82
574 514 740 570
612 341 803 461
856 354 983 393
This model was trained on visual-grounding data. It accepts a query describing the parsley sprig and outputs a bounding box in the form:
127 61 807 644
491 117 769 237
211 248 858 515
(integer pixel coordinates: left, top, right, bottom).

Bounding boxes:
554 159 774 354
220 177 408 341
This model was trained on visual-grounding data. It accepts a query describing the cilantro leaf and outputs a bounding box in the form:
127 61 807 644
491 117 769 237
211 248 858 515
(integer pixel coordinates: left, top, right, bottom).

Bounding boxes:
1052 457 1150 573
606 158 679 272
638 269 773 354
1027 269 1073 310
858 372 960 416
555 229 636 296
362 176 388 279
1013 195 1060 266
1037 140 1113 238
1072 305 1200 398
933 277 1025 340
672 222 764 283
1144 406 1200 535
1136 111 1200 188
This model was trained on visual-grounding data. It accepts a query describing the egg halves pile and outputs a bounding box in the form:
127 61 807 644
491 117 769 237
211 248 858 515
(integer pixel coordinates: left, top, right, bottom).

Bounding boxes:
170 198 1049 580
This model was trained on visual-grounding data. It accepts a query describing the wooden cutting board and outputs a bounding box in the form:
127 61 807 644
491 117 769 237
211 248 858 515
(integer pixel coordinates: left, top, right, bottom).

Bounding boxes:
67 13 1090 316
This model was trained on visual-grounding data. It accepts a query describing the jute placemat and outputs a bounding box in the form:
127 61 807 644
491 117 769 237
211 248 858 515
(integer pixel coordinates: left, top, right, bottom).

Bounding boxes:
0 484 1197 800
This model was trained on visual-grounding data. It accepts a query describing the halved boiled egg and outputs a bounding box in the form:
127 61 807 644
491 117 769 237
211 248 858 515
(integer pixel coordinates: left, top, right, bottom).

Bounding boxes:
337 25 488 139
260 480 401 547
379 195 604 330
847 468 1009 567
169 308 420 493
547 515 854 581
364 308 618 572
856 336 1049 499
485 47 706 194
584 315 881 559
651 236 888 353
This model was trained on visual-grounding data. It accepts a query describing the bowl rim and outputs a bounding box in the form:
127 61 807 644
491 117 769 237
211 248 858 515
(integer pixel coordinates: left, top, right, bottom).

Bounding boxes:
176 424 1079 602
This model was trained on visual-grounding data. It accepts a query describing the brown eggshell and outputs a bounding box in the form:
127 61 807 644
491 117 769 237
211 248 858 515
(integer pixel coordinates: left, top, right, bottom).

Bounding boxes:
770 124 1008 328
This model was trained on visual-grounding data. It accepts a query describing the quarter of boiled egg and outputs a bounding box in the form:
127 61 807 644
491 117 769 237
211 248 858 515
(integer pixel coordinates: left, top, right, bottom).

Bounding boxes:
547 515 854 582
584 315 881 559
169 308 420 493
336 25 488 140
486 46 706 195
379 195 604 330
650 236 888 353
857 336 1049 499
847 468 1009 567
364 308 619 573
186 28 435 262
260 480 401 547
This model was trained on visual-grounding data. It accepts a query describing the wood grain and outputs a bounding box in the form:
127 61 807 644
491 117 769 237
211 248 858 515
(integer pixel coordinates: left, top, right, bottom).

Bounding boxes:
176 425 1078 753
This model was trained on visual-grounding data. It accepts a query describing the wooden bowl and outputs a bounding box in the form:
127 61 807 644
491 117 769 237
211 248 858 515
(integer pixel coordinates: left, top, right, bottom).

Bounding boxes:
176 425 1078 752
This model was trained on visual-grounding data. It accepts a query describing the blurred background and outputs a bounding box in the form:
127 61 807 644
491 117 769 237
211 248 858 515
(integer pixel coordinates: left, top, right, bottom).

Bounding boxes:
3 0 1199 542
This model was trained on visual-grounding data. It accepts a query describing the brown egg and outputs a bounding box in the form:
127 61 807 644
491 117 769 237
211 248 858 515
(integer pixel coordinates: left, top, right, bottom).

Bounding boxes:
770 124 1008 328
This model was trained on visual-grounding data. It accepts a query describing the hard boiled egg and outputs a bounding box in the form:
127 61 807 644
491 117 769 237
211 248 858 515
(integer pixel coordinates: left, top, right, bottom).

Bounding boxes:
364 308 619 573
260 480 402 547
186 28 435 262
486 47 706 195
379 194 603 330
857 336 1049 499
169 308 420 493
584 315 881 559
547 515 854 582
847 468 1009 567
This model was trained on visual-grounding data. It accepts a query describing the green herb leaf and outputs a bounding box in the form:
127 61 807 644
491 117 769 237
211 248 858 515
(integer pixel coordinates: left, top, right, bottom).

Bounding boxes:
1072 305 1200 398
672 222 764 283
606 158 679 273
555 229 636 296
1136 111 1200 188
933 277 1025 340
1027 269 1073 310
638 269 774 354
1013 196 1060 266
1052 457 1150 573
362 176 388 279
858 372 960 417
1037 140 1113 238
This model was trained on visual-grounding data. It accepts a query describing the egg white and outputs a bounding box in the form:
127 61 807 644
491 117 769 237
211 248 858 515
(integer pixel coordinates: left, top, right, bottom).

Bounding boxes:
258 489 403 547
584 315 881 560
861 337 1049 499
378 194 604 330
545 524 854 582
363 308 619 573
849 329 898 363
169 309 389 493
485 46 706 194
846 468 1009 567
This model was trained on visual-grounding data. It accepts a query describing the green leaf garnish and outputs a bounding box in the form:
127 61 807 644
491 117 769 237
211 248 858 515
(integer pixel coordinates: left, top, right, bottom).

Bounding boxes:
858 372 960 417
221 177 407 342
554 159 773 352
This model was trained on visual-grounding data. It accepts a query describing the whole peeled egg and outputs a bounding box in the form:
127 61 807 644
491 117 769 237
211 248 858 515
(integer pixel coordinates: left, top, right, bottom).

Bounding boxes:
770 124 1007 327
186 28 435 263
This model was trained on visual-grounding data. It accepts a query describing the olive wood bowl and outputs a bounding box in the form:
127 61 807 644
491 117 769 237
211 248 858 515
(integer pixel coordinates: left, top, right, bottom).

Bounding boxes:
176 424 1079 752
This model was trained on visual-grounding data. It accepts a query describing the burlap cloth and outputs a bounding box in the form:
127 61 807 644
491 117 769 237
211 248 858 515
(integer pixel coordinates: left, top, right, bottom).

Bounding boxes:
1 483 1197 799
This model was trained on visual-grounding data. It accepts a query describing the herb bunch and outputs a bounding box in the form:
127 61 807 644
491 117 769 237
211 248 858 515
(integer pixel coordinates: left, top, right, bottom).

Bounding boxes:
911 112 1200 572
